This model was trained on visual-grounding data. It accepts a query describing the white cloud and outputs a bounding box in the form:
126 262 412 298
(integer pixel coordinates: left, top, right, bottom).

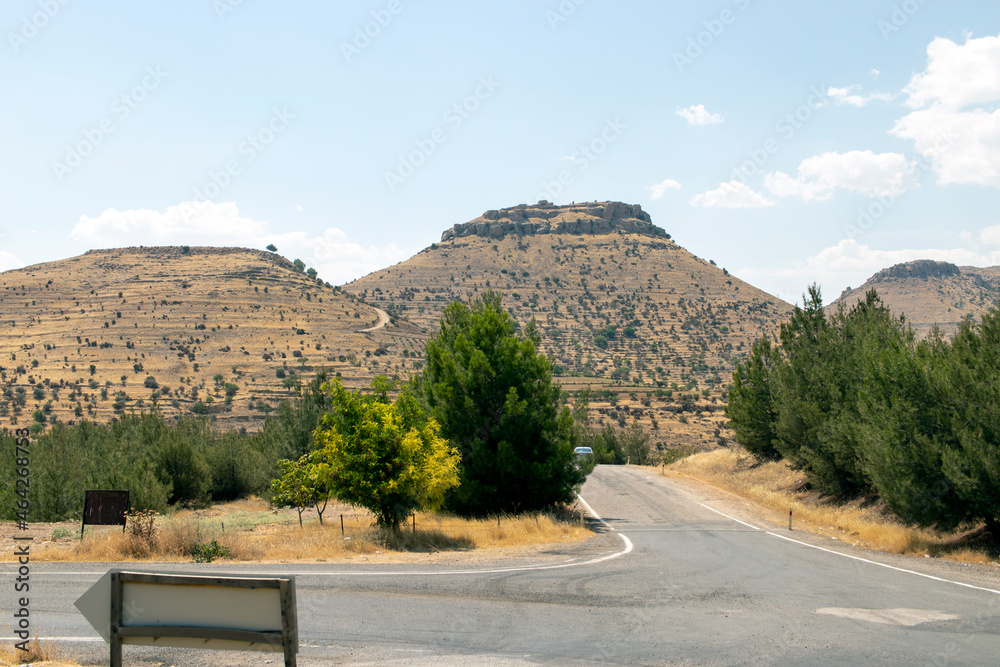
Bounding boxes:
890 32 1000 188
0 250 24 272
902 33 1000 110
827 85 894 107
645 178 682 200
689 181 776 208
69 201 415 285
980 225 1000 246
739 239 1000 305
764 150 918 201
676 104 724 125
869 69 881 79
294 204 304 211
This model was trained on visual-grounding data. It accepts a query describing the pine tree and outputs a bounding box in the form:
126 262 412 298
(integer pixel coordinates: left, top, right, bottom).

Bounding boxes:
420 291 585 515
726 336 782 460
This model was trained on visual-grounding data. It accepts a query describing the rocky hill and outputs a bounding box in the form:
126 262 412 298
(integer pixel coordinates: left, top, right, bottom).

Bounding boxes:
833 260 1000 337
347 201 793 450
440 201 660 240
0 246 399 430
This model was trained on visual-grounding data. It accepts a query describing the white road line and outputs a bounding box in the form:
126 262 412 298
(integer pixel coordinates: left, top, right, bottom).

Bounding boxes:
577 493 634 556
3 637 104 642
645 467 1000 597
766 531 1000 596
695 502 761 530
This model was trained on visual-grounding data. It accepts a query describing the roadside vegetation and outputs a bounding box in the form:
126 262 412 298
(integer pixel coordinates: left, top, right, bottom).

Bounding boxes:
28 501 590 563
727 286 1000 551
0 638 76 666
3 292 597 559
669 449 999 565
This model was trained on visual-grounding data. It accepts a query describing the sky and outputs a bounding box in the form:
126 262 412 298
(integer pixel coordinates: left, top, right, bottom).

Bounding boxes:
1 0 999 305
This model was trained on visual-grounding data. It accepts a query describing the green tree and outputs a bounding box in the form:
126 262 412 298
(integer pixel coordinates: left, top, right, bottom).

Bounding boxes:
313 379 459 531
269 453 332 527
620 421 652 465
936 312 1000 538
420 291 585 515
726 337 782 460
266 243 277 252
856 325 966 529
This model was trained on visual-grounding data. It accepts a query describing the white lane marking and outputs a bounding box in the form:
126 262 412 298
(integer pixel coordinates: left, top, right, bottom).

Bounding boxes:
0 495 632 579
2 637 105 642
815 607 959 626
767 531 1000 596
645 466 1000 597
695 502 761 531
577 493 634 556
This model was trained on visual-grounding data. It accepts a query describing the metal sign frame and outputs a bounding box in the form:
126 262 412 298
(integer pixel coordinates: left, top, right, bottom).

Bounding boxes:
108 571 297 667
81 489 130 537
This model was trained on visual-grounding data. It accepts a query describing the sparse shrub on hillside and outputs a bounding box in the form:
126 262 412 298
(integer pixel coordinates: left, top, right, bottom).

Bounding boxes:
144 375 159 389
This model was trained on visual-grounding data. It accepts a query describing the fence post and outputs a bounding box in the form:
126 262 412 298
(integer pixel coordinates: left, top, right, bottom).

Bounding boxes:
412 513 415 535
789 508 793 531
340 514 344 536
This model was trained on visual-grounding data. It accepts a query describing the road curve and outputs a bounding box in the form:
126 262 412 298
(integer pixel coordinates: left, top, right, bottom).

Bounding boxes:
7 465 1000 665
357 306 389 332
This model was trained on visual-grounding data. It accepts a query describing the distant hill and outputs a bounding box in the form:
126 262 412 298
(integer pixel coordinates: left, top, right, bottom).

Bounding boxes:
1 203 797 451
0 246 396 429
347 201 793 449
833 260 1000 337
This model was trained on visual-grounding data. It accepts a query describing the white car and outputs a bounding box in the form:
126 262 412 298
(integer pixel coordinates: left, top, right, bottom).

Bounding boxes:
574 446 594 458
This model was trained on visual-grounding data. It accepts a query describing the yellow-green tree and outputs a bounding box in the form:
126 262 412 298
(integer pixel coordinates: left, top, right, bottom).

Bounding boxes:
269 451 333 527
314 379 459 531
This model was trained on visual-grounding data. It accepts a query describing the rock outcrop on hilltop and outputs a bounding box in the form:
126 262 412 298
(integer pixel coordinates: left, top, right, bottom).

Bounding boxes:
440 201 666 241
867 260 961 283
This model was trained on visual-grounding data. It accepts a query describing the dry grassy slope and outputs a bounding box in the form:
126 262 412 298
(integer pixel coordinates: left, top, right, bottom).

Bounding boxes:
0 246 399 430
832 260 1000 338
347 210 792 450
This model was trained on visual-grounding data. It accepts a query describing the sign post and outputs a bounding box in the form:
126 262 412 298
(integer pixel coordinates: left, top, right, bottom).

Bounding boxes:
75 570 298 666
81 490 130 538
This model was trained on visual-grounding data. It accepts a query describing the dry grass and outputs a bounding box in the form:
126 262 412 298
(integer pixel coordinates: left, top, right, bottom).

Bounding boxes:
667 448 1000 566
0 637 80 666
30 508 592 563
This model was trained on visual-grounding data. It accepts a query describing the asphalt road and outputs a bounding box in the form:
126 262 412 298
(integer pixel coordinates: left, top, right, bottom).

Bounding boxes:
5 465 1000 665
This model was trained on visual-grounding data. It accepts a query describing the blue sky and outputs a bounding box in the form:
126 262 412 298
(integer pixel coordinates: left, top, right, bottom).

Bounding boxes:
2 0 999 304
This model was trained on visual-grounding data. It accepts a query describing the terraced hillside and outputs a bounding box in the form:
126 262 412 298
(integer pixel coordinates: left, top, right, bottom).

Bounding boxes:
834 260 1000 338
0 246 398 430
347 201 793 449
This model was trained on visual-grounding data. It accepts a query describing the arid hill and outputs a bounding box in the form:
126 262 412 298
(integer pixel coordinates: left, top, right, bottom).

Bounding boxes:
0 246 402 430
1 203 796 451
833 260 1000 337
347 201 793 449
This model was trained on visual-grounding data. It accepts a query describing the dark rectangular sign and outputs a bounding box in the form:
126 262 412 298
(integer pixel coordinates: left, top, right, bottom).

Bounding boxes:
82 490 130 535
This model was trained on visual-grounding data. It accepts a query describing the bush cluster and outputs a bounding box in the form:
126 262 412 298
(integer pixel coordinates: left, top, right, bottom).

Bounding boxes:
0 371 340 522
